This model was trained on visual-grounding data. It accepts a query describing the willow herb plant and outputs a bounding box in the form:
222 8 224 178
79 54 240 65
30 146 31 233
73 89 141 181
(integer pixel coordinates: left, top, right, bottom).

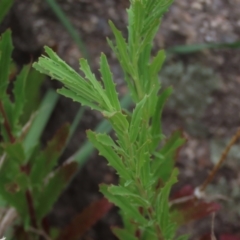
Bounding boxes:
34 0 187 239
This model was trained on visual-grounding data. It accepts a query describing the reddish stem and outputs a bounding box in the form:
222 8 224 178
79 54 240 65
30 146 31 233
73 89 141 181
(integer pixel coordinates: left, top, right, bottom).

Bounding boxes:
200 129 240 191
0 101 15 143
25 190 38 229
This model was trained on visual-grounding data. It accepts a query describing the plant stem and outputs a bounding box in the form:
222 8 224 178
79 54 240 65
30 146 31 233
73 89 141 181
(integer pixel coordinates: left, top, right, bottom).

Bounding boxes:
200 129 240 192
0 101 15 143
25 190 38 229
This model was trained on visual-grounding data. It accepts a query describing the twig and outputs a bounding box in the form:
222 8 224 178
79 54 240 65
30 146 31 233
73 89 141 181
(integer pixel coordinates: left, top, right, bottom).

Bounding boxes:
200 129 240 192
0 101 15 143
211 213 217 240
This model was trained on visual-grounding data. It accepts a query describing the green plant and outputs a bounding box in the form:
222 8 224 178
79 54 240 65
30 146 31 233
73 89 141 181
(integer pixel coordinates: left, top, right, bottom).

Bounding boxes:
0 30 113 240
33 0 191 239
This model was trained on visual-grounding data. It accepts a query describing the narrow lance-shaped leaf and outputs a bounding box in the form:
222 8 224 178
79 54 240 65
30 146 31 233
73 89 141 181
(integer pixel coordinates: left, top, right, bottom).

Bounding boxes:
57 198 113 240
103 111 129 150
150 87 173 151
157 168 178 239
149 50 165 77
30 123 70 185
99 53 121 111
13 65 31 125
87 130 131 180
35 161 78 221
108 185 150 208
57 87 102 111
129 95 148 142
3 142 26 165
109 21 132 75
80 58 112 111
152 130 185 182
100 184 148 226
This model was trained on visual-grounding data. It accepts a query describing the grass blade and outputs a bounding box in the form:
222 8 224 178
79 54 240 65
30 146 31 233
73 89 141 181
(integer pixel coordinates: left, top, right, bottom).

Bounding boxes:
23 90 59 154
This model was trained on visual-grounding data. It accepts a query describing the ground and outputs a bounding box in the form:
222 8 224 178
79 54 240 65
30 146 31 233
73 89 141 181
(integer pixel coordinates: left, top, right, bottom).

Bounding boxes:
1 0 240 239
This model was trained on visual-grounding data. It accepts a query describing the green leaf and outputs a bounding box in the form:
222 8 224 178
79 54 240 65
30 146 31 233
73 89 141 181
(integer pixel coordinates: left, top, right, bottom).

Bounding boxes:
108 185 150 207
129 95 148 142
149 50 165 77
0 30 13 98
80 58 112 111
102 111 129 149
0 0 13 24
159 130 185 157
13 65 31 125
87 131 131 180
157 168 178 239
35 161 78 221
30 124 70 185
150 87 172 151
57 87 102 111
100 184 147 226
20 68 45 124
152 131 185 182
99 53 121 111
109 21 132 75
112 227 138 240
3 142 26 165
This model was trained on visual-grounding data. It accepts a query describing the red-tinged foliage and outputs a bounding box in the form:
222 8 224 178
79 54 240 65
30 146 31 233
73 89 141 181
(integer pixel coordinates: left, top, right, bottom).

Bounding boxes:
56 198 113 240
199 233 240 240
220 234 240 240
199 233 212 240
171 185 220 225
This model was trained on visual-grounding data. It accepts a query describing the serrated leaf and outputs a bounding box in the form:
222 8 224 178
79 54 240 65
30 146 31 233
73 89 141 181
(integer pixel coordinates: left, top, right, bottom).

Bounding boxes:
35 161 78 221
129 95 148 142
33 47 103 104
57 87 102 111
149 50 165 76
152 131 185 182
99 53 121 111
151 87 173 151
87 131 131 180
57 198 113 240
109 21 132 75
0 30 13 98
100 184 147 226
159 130 185 157
102 111 129 149
108 185 150 207
157 168 178 239
80 58 112 111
